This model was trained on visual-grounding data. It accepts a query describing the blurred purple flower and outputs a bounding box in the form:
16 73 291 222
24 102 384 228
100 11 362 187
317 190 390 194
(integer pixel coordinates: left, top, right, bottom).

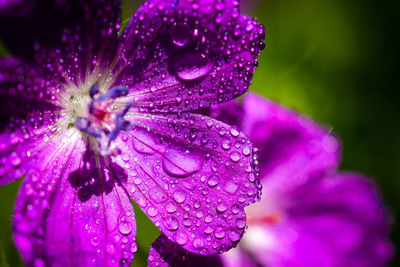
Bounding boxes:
148 93 394 266
215 93 394 267
0 0 265 266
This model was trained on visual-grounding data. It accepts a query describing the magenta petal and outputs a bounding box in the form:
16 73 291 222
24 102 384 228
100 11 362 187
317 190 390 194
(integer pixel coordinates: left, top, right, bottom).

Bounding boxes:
13 134 137 266
117 0 265 112
148 234 223 267
243 173 393 267
213 93 341 193
0 58 62 185
112 113 260 254
0 0 121 84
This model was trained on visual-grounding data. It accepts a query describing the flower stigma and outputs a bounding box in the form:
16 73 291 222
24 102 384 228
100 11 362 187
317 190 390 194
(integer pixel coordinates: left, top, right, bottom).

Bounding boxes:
62 81 134 154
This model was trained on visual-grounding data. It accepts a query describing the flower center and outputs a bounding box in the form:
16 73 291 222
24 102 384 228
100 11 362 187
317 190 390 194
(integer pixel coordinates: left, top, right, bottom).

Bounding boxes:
72 84 133 152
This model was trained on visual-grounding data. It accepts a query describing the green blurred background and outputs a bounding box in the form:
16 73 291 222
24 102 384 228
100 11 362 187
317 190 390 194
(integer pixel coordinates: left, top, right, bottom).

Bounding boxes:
0 0 399 266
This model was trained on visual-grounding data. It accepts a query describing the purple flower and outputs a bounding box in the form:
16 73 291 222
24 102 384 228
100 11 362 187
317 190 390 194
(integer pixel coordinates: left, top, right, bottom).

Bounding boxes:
0 0 265 266
147 93 394 266
215 94 394 267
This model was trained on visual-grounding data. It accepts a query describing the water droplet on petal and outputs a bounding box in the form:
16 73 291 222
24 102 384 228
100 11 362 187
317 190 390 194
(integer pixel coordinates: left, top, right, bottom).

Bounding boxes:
90 235 101 247
228 230 241 242
165 202 178 213
207 175 219 187
173 190 187 203
149 187 168 203
163 149 201 178
217 203 227 213
119 222 132 235
193 237 204 249
132 131 158 154
175 232 188 245
173 53 213 81
147 207 158 217
170 23 192 47
214 227 226 239
229 151 241 163
224 181 238 194
105 243 117 255
163 216 179 231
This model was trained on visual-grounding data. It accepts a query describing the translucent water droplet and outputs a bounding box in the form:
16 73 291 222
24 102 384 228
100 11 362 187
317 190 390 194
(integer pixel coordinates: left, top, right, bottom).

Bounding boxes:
119 222 132 235
193 237 204 249
229 151 241 163
204 226 214 235
207 175 219 187
214 227 226 239
10 152 21 167
105 243 117 255
165 202 178 213
163 149 201 178
173 190 187 203
221 139 231 150
236 218 246 229
132 131 158 154
163 216 179 231
147 207 158 217
242 145 251 156
224 181 238 194
90 235 101 247
170 23 192 47
175 232 188 245
228 230 241 242
217 203 227 213
173 53 213 81
149 187 168 204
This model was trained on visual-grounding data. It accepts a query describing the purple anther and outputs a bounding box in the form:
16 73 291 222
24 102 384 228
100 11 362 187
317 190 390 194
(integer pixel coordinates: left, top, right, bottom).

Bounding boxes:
74 118 102 137
97 86 129 102
89 84 100 99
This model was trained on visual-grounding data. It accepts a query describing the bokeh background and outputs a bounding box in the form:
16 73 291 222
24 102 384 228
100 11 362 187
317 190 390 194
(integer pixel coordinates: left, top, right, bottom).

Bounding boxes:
0 0 399 266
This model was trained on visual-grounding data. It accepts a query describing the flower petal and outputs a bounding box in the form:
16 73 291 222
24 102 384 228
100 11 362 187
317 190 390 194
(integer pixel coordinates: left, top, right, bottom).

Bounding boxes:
238 173 394 267
148 234 223 267
112 113 260 254
0 57 62 185
0 0 121 84
13 130 137 266
213 93 341 193
117 0 265 112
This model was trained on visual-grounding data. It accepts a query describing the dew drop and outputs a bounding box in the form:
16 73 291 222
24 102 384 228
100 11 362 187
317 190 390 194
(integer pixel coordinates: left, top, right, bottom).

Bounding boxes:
224 181 239 194
217 203 227 213
119 222 132 235
214 227 226 239
147 207 158 217
193 237 204 249
242 145 251 156
163 149 201 178
228 230 241 242
90 235 101 247
165 202 178 213
149 187 168 204
172 53 213 81
105 243 117 255
170 23 192 47
132 131 158 154
163 216 179 231
229 151 241 163
175 232 188 245
221 139 231 150
207 175 219 187
173 190 187 203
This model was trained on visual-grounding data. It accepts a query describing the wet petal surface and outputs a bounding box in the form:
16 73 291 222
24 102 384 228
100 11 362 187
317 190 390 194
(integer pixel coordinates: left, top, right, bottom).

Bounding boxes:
13 131 137 266
116 0 265 112
112 113 260 255
148 234 223 267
